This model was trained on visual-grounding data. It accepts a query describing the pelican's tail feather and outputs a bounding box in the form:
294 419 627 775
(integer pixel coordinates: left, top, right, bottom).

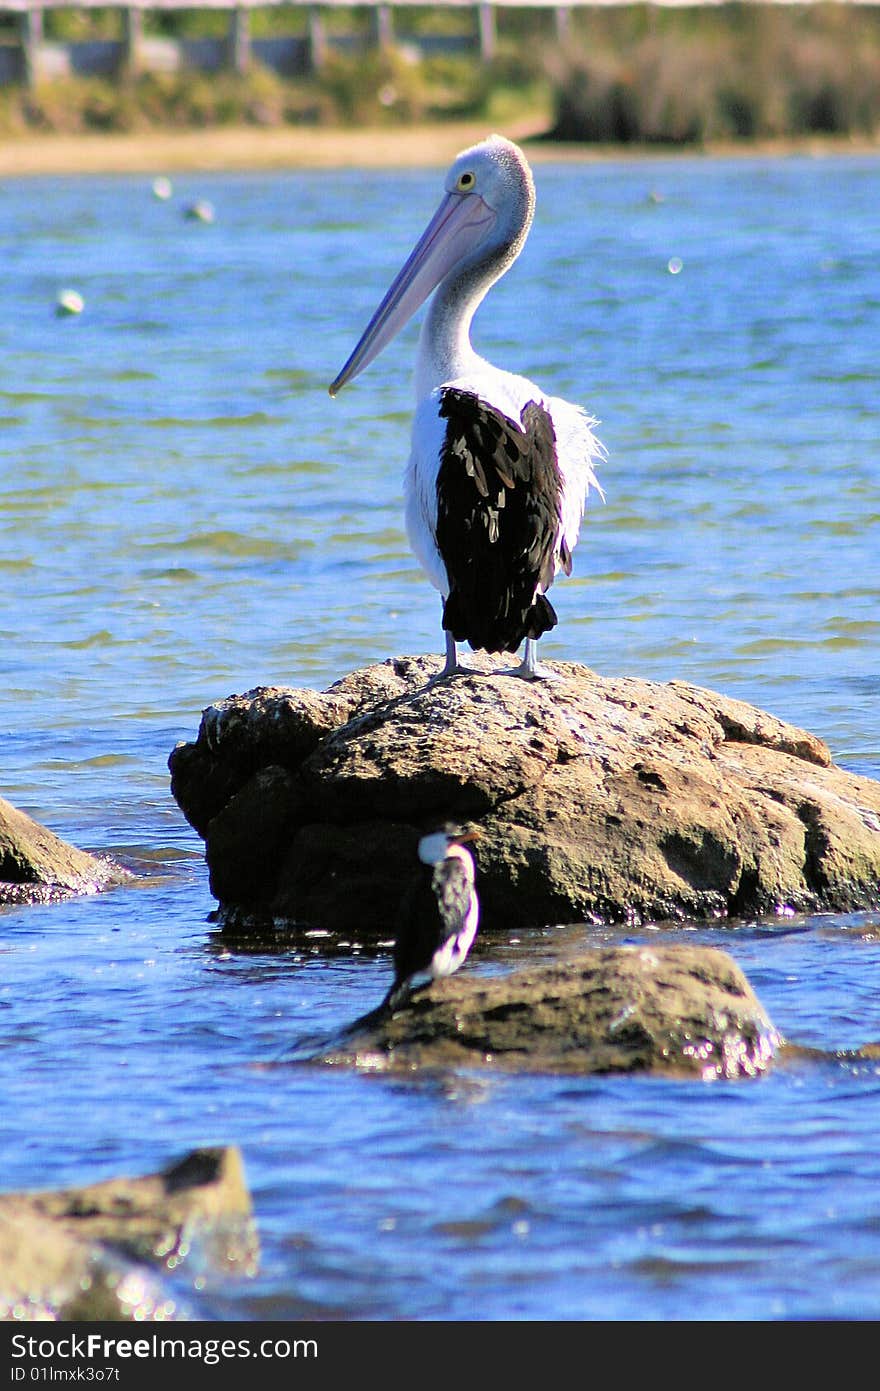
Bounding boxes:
443 588 557 655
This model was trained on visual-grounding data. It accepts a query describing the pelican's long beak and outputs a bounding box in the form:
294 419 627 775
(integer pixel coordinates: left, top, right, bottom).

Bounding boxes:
329 190 496 397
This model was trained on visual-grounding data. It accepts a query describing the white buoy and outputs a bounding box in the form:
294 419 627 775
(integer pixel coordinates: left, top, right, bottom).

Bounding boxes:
55 289 84 317
152 176 173 201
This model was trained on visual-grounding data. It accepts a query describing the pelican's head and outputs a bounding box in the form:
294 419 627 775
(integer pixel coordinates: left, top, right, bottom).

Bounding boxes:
329 135 535 397
440 133 536 244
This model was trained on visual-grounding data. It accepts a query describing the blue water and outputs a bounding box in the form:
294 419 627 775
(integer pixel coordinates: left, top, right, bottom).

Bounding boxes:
1 151 879 1321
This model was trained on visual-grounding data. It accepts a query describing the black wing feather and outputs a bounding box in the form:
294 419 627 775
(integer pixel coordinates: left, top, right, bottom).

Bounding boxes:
436 388 565 654
431 857 473 944
393 859 473 988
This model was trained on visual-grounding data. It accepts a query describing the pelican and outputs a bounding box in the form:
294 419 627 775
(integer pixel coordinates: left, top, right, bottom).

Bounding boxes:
386 825 480 1010
329 133 604 680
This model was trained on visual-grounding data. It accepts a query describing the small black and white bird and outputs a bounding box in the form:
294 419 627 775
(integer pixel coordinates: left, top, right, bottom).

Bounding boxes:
386 825 480 1010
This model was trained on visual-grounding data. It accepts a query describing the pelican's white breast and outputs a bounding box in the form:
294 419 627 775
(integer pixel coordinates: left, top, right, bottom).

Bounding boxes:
404 393 449 595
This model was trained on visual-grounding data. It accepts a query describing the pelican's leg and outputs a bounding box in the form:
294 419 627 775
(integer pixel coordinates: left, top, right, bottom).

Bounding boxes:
509 637 562 682
431 628 471 681
442 629 470 676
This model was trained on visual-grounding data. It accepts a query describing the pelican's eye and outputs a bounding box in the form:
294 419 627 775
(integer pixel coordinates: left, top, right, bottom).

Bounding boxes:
456 171 476 192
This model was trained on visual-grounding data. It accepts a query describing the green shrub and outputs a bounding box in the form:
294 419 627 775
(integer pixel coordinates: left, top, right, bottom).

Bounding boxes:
546 4 880 144
44 8 119 41
315 49 430 124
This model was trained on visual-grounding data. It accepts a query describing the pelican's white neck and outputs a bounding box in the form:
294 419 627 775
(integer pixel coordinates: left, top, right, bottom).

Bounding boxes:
414 280 487 399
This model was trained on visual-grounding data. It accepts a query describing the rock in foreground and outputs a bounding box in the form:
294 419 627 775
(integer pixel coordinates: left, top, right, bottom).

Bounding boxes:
0 795 131 906
168 656 880 935
0 1145 256 1321
322 944 782 1079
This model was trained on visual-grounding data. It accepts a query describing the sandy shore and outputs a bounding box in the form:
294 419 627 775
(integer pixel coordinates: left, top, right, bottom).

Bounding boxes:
1 120 877 177
0 119 554 177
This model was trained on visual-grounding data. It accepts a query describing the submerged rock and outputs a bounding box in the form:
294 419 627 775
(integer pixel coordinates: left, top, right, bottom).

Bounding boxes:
168 655 880 936
0 1145 257 1321
321 944 782 1079
0 795 132 906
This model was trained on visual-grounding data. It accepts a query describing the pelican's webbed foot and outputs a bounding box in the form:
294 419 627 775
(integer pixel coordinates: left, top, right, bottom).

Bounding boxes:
503 638 563 682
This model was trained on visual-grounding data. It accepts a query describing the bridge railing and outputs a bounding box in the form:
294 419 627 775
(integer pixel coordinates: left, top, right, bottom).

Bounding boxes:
0 0 860 88
0 0 586 86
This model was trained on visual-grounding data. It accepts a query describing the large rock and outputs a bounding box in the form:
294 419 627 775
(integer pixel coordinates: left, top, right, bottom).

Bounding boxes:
168 656 880 935
321 944 782 1079
0 795 131 906
0 1146 256 1321
0 1207 173 1322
